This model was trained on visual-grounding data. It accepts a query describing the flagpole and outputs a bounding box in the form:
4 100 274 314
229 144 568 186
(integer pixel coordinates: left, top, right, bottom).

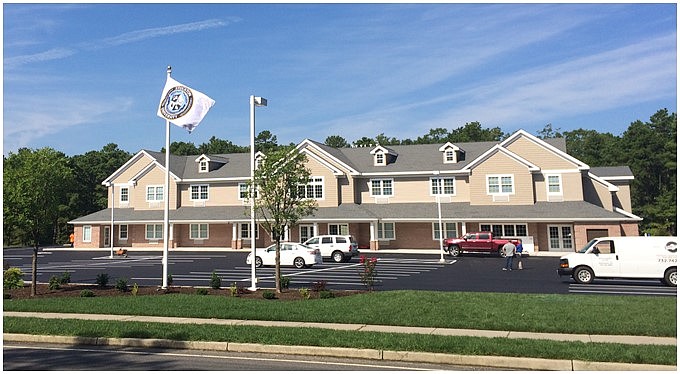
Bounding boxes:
162 65 172 289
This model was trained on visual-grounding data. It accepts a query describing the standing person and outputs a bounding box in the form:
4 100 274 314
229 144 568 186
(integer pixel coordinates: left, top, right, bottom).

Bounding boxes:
515 239 524 270
502 241 516 271
69 233 75 248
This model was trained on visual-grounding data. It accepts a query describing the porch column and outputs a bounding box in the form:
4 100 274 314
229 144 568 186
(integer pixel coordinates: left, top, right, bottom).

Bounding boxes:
231 223 239 249
369 221 379 250
461 222 467 235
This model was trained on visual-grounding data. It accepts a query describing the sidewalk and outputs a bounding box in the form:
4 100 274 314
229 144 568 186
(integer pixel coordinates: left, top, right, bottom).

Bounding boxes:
4 311 676 371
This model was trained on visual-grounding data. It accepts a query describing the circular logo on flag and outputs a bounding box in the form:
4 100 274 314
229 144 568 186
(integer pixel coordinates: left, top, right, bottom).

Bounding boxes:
160 86 193 120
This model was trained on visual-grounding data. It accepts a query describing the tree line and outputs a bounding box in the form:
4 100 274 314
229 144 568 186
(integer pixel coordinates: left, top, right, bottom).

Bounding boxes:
4 109 676 250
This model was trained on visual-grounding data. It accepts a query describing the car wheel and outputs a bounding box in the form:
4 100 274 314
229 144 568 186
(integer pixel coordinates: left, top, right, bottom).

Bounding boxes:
332 251 345 263
254 256 263 268
663 267 677 287
573 266 594 284
293 257 306 269
498 247 505 257
448 245 461 257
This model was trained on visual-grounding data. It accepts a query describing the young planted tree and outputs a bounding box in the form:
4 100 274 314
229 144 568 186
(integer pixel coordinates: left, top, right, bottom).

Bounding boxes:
249 145 317 293
4 148 74 296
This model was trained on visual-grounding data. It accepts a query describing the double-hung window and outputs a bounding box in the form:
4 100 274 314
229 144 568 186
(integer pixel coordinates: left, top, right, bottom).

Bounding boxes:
239 183 258 200
240 223 259 239
431 177 455 195
146 186 164 201
370 179 393 196
377 222 395 240
120 187 129 204
119 224 128 240
145 224 163 240
433 222 457 240
487 175 514 194
328 223 349 235
190 223 209 239
298 177 324 199
190 184 209 201
82 225 92 243
547 174 562 194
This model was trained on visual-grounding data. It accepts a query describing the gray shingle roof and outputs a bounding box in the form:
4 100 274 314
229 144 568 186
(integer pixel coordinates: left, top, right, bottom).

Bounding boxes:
590 166 633 178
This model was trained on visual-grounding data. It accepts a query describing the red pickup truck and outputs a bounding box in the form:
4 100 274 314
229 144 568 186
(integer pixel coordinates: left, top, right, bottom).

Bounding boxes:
444 232 519 257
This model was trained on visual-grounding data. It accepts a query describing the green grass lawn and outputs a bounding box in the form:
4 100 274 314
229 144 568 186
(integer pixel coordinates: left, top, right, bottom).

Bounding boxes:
4 290 676 336
4 291 677 365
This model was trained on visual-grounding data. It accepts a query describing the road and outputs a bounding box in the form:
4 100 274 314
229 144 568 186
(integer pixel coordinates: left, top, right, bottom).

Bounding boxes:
3 343 498 371
3 247 676 296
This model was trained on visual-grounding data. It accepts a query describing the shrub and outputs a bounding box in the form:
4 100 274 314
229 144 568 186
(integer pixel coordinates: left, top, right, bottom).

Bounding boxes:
48 276 61 290
79 289 95 298
262 290 277 299
280 276 290 290
115 278 128 292
196 288 208 295
311 280 327 292
59 272 71 285
5 293 12 299
3 267 24 290
298 287 310 300
167 274 174 287
229 282 238 297
95 273 109 288
209 271 221 289
131 283 139 296
358 255 378 291
319 290 335 299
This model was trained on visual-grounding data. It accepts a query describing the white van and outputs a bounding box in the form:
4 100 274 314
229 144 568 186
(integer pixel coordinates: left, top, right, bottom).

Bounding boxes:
558 236 677 286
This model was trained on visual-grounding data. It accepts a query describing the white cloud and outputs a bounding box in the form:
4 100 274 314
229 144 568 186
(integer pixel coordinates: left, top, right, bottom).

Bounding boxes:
4 48 77 68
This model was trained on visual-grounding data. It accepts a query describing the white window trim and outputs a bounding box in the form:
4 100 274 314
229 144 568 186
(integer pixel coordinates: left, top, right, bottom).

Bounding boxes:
377 222 395 240
298 176 325 200
119 187 130 204
240 223 259 239
190 223 209 240
146 185 164 202
430 177 456 196
432 222 457 240
443 149 456 164
82 225 92 243
480 223 528 237
548 225 574 251
299 225 316 242
119 224 128 240
546 174 563 195
370 178 394 197
328 223 349 236
190 184 209 201
238 183 259 201
374 152 386 166
199 160 208 173
486 174 514 195
145 224 163 240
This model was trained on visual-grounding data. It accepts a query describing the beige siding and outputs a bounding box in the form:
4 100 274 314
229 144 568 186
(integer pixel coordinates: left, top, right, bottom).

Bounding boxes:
506 137 577 169
305 156 340 207
611 183 632 212
534 171 583 202
469 151 534 205
582 173 613 210
125 166 179 210
178 182 247 207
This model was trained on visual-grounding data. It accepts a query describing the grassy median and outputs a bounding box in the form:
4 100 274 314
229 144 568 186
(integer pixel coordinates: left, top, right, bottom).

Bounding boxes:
3 290 676 336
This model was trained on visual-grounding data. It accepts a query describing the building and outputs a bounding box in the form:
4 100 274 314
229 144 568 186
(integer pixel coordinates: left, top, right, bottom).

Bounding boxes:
69 130 640 253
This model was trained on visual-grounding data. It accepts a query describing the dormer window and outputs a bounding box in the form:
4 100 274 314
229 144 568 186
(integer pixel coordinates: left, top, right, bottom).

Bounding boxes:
375 152 385 166
199 160 208 173
438 143 464 164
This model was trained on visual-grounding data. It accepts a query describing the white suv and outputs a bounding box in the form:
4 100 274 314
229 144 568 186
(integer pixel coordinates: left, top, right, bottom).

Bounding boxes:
303 235 360 263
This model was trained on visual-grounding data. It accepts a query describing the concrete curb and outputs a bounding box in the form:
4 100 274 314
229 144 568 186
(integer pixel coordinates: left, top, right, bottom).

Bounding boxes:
4 333 676 371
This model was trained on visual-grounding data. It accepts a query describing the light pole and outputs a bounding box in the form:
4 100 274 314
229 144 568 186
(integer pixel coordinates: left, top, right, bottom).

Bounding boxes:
249 95 267 291
434 171 445 263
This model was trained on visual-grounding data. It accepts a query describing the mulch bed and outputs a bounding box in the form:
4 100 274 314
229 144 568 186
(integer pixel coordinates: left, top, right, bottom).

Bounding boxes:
4 283 365 301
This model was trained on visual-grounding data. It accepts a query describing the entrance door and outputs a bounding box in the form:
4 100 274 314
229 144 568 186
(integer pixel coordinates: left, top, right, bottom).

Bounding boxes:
548 226 573 251
300 225 316 243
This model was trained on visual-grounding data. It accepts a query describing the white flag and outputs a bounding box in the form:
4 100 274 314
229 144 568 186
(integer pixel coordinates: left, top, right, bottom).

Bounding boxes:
157 76 215 133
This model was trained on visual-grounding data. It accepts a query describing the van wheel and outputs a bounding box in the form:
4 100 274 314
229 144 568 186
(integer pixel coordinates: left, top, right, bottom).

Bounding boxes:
663 268 677 287
332 251 345 263
293 257 306 269
573 266 594 284
254 256 263 268
448 245 461 257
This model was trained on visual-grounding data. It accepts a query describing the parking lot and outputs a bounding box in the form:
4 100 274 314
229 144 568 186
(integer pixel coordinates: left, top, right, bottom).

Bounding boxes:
3 248 676 296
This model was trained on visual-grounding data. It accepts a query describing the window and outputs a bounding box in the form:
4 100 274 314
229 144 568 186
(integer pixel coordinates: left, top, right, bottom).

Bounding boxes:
444 149 455 163
548 225 573 251
190 184 209 201
487 175 514 194
146 186 164 201
120 187 129 203
240 223 259 239
199 160 208 173
119 224 128 240
298 177 324 199
377 222 395 240
433 222 457 240
481 223 527 237
375 152 385 166
82 225 92 243
329 223 349 235
431 177 455 195
145 224 163 240
370 179 393 196
239 183 258 200
190 223 209 239
299 225 315 242
547 175 562 194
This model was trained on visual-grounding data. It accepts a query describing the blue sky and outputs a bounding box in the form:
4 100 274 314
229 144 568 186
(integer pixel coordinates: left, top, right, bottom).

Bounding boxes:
3 3 677 156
